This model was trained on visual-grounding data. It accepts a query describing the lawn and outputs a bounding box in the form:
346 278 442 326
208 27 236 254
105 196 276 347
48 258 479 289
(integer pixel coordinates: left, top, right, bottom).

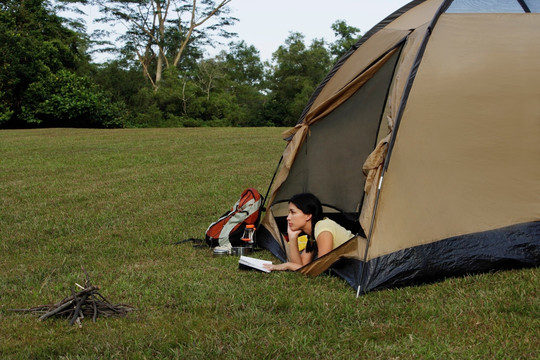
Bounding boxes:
0 128 538 359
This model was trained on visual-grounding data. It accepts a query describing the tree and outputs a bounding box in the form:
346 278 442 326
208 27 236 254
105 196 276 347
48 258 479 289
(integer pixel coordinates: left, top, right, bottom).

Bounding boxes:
0 0 120 127
265 32 332 127
329 20 361 61
216 41 267 126
21 69 123 127
90 60 147 112
124 41 267 128
93 0 237 90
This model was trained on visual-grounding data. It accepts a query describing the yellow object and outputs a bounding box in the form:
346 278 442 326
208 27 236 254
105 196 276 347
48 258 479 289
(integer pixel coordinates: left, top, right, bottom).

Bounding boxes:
298 235 308 251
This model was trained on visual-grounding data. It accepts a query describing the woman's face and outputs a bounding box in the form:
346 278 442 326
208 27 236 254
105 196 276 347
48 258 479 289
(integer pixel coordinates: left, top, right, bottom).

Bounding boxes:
287 202 312 232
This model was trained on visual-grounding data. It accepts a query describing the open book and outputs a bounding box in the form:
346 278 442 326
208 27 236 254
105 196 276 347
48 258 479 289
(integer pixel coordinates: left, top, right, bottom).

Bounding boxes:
238 256 272 273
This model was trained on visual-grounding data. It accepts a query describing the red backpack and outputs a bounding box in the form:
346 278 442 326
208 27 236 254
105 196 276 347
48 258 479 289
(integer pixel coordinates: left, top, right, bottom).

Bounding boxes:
205 188 263 248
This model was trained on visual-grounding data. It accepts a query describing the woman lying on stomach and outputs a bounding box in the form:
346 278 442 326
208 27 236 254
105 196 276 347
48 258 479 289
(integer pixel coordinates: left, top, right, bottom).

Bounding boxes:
264 193 354 271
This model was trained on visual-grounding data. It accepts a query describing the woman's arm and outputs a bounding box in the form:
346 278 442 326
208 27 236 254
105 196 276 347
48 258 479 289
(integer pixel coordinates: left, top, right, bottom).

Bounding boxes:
263 225 315 272
263 249 314 271
315 231 333 257
263 232 334 272
286 225 303 267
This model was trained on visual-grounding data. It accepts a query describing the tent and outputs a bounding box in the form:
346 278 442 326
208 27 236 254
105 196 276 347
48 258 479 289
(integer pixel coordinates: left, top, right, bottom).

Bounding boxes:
256 0 540 294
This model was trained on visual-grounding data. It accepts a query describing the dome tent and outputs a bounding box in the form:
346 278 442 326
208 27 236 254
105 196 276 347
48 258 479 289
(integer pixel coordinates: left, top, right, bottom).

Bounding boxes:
256 0 540 294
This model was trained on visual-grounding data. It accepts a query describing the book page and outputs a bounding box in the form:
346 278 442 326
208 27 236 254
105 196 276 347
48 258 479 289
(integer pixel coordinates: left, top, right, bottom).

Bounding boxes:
239 256 272 273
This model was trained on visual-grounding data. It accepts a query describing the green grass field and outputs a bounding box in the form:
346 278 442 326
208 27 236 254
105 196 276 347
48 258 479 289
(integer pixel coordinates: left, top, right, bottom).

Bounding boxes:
1 128 538 359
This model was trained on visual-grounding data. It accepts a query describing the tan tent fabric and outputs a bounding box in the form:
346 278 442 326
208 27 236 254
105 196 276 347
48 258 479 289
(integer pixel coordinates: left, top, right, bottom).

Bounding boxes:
282 46 401 141
366 13 540 260
360 135 389 235
359 23 431 236
265 124 309 208
310 0 444 111
387 0 444 31
298 236 366 277
309 30 410 111
384 22 430 137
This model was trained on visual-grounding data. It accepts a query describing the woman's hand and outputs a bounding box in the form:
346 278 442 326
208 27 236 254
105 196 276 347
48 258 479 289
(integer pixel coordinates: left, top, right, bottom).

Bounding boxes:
263 262 302 271
287 223 302 242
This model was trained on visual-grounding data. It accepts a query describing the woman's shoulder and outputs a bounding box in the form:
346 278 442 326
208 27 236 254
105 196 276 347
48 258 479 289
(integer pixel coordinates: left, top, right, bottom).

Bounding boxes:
315 218 353 235
314 218 340 233
315 217 354 247
317 217 337 226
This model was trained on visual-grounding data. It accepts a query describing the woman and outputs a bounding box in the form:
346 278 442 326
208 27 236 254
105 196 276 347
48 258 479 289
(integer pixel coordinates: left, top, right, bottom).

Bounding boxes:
264 193 354 271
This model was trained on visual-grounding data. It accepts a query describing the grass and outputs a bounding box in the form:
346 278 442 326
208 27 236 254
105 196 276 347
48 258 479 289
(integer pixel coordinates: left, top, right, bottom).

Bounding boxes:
0 128 538 359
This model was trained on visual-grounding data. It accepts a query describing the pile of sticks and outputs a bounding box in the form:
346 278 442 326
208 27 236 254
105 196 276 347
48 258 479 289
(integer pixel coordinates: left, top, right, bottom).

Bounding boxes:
10 280 135 326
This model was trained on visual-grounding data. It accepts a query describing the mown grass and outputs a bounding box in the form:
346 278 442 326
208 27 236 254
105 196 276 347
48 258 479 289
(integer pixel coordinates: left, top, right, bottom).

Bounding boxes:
0 128 538 359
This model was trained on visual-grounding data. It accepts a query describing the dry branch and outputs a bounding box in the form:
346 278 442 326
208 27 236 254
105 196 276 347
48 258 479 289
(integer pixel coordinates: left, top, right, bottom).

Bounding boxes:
9 279 135 326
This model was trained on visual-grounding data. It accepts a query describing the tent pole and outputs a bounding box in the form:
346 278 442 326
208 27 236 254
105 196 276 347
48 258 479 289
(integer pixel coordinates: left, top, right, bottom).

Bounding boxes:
261 154 283 211
358 172 384 296
358 0 453 295
516 0 531 12
384 0 453 165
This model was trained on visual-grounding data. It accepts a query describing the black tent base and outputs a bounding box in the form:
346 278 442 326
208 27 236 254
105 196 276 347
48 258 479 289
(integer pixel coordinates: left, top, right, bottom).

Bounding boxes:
359 221 540 293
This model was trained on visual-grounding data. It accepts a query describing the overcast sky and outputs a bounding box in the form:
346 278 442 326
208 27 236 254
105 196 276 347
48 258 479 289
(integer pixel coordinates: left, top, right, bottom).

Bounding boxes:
83 0 412 62
222 0 411 61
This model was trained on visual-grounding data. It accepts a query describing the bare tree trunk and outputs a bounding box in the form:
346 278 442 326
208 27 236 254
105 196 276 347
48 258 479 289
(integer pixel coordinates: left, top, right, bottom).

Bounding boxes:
154 0 170 88
172 0 232 67
181 79 189 116
155 56 163 85
95 0 233 90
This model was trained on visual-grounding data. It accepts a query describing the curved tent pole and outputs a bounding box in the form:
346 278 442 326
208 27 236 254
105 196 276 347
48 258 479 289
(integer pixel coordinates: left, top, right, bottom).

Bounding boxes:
357 0 456 297
516 0 531 12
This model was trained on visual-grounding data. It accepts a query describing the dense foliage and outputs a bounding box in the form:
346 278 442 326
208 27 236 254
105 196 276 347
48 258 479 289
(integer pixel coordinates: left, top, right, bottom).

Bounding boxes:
0 0 121 128
0 0 361 128
264 33 333 127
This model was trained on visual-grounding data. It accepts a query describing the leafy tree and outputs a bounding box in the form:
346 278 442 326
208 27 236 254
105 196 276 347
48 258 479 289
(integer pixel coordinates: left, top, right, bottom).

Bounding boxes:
265 32 332 127
1 0 82 126
329 20 361 61
155 63 239 127
125 41 267 128
90 59 149 125
216 41 268 126
92 0 237 90
0 0 123 127
20 69 123 127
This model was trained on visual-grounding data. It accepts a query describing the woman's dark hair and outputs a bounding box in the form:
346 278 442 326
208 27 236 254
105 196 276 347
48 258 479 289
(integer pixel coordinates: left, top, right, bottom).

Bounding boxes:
289 193 323 253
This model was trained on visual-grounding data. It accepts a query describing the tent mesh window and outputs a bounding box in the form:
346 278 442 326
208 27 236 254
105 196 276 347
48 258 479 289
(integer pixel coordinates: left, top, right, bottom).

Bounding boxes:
446 0 534 13
270 49 402 237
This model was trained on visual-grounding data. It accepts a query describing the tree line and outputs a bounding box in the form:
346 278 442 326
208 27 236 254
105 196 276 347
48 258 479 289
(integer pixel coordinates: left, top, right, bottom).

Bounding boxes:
0 0 361 128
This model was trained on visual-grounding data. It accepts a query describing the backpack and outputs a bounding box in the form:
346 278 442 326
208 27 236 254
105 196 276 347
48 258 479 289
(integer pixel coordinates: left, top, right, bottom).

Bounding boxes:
205 188 263 248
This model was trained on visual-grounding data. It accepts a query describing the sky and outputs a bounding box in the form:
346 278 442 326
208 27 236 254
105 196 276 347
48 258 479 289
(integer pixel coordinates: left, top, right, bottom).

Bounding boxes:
222 0 411 61
82 0 412 63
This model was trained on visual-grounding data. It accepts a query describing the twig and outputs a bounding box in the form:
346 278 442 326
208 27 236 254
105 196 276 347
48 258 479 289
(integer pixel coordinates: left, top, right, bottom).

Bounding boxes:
39 299 75 321
69 293 89 326
92 297 98 323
